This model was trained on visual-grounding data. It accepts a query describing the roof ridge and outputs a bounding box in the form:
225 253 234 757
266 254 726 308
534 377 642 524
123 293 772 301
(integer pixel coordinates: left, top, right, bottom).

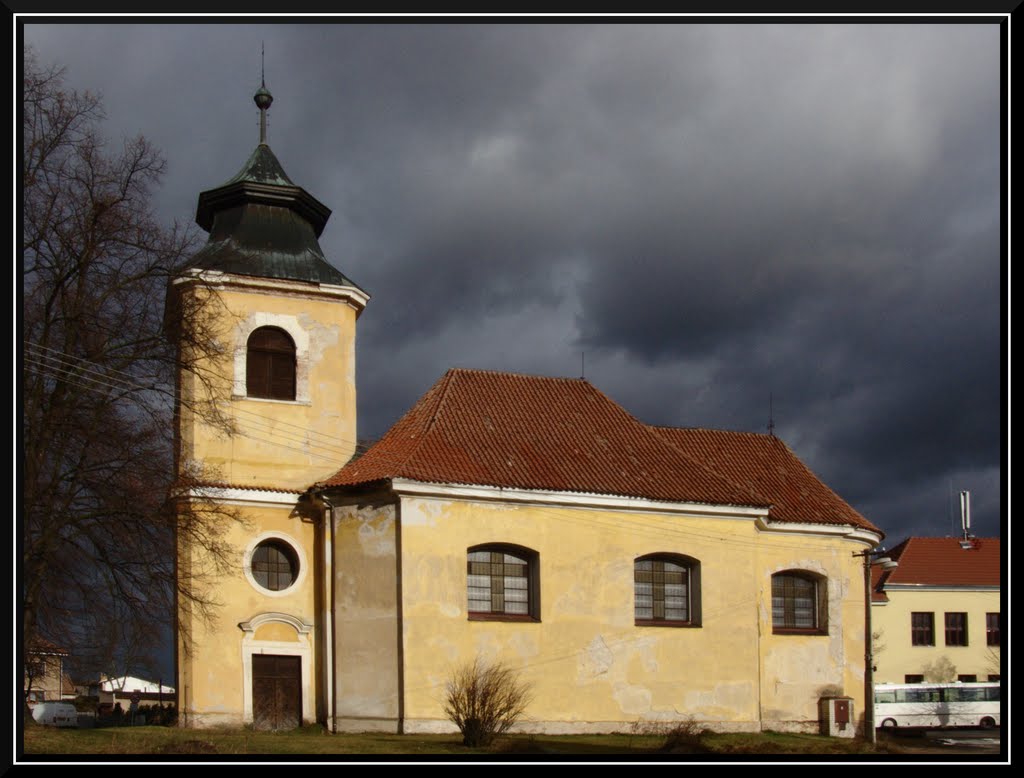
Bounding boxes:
447 366 587 383
650 424 773 438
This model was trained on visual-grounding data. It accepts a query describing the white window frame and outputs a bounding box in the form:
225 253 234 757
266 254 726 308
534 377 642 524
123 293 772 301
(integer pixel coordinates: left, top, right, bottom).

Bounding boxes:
242 531 309 598
233 313 311 404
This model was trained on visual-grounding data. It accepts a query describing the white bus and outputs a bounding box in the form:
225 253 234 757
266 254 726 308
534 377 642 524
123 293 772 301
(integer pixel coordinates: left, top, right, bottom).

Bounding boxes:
874 682 1000 730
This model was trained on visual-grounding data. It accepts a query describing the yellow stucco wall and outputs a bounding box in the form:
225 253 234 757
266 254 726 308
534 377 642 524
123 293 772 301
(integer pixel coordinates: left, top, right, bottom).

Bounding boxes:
393 494 870 734
330 496 402 731
871 589 1001 684
172 274 874 734
177 502 319 728
175 274 359 727
176 279 359 490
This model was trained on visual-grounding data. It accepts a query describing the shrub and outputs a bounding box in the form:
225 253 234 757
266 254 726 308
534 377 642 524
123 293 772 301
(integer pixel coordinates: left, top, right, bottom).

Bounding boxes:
443 657 532 747
660 717 711 753
629 717 711 753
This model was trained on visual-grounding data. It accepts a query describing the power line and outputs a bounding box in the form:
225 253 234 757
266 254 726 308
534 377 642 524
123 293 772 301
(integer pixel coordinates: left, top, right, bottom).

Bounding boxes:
24 340 878 555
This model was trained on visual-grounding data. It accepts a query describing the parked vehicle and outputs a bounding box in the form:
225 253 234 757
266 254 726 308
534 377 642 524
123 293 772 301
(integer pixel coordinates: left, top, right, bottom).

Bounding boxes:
31 701 78 728
874 682 1000 729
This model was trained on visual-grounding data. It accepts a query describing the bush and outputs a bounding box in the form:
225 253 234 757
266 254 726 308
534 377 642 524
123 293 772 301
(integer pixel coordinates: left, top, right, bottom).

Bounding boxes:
628 717 711 754
443 657 532 747
660 718 711 753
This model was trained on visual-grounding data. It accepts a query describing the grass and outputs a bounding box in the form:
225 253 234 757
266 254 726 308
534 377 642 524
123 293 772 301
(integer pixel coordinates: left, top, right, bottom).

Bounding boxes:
22 722 888 758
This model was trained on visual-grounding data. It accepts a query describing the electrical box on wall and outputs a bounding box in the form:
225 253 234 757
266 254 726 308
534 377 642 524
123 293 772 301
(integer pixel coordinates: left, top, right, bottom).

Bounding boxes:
819 696 856 738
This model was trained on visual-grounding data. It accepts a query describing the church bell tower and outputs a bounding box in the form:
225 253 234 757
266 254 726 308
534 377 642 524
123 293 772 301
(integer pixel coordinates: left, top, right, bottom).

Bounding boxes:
171 77 367 729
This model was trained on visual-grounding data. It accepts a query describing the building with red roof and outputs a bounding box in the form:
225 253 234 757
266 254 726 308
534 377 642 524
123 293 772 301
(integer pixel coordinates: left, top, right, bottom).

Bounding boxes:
312 368 882 736
173 86 885 736
870 537 1001 685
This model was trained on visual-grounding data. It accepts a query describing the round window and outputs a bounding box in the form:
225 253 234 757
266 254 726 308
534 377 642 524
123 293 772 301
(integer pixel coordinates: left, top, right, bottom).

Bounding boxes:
251 539 300 592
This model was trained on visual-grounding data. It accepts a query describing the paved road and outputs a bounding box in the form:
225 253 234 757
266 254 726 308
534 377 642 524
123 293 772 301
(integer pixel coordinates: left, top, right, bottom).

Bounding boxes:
879 728 1002 756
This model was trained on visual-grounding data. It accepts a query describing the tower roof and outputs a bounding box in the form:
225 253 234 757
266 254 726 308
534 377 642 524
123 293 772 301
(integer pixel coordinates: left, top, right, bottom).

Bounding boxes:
188 83 364 290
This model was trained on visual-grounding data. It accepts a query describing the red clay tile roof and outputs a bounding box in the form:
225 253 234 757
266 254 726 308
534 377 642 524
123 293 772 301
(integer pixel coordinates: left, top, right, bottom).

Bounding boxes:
320 369 881 533
189 482 304 494
652 427 880 533
881 536 1000 587
320 368 768 508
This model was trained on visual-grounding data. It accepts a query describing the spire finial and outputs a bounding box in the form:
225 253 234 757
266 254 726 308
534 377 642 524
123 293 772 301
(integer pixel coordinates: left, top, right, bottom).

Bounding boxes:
254 41 273 145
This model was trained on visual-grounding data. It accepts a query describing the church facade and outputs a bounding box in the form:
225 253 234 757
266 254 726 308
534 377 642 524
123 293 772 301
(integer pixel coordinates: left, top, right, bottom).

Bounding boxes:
172 85 883 735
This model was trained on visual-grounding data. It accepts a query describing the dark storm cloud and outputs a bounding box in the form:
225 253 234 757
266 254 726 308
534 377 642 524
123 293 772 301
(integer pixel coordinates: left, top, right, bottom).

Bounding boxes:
22 20 1003 546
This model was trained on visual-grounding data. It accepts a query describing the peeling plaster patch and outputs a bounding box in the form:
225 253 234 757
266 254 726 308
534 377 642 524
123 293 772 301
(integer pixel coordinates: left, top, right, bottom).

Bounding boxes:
297 313 340 358
357 514 395 556
439 603 461 618
577 635 614 682
618 635 658 676
685 688 716 710
401 499 443 527
765 641 835 684
684 682 754 718
632 639 659 674
611 680 653 715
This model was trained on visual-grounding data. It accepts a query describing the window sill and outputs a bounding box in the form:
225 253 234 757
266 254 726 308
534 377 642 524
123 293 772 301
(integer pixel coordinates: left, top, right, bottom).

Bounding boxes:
232 393 311 406
772 628 828 636
468 613 540 623
634 620 700 628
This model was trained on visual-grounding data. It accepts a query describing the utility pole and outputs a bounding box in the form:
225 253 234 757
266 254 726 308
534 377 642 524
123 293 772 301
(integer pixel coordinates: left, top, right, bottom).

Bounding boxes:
853 547 898 746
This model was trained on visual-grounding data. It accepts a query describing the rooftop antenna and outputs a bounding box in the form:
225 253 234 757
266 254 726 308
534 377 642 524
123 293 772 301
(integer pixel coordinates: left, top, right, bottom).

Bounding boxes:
767 392 775 437
581 351 585 380
959 490 973 548
254 41 273 145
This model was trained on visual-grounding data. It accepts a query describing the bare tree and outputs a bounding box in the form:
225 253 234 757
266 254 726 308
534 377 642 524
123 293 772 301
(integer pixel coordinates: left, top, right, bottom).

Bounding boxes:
21 47 244 683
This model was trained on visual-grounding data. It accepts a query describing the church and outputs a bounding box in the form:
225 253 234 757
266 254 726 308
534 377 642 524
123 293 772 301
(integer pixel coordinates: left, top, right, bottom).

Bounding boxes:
171 82 883 735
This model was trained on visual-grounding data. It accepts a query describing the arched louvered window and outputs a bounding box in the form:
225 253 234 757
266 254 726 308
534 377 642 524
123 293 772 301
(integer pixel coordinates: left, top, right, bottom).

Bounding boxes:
467 544 540 621
771 570 827 634
634 554 701 627
246 326 296 400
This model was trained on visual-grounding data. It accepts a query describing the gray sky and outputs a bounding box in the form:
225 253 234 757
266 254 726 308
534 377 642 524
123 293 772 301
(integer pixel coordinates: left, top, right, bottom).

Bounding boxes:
23 19 1004 547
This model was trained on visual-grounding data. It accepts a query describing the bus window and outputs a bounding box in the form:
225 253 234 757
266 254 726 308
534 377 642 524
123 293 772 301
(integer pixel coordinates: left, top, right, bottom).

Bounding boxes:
900 688 941 703
946 688 986 702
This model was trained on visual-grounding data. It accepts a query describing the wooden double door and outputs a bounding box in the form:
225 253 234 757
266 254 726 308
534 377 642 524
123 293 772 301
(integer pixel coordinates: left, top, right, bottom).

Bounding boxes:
252 654 301 731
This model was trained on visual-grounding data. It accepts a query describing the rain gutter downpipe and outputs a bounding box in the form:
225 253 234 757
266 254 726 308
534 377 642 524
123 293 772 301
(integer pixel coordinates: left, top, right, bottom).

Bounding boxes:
320 492 337 734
